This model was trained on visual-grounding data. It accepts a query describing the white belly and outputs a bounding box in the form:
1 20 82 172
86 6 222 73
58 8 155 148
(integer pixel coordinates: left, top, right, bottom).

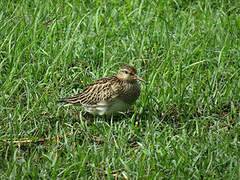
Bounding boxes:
84 100 129 115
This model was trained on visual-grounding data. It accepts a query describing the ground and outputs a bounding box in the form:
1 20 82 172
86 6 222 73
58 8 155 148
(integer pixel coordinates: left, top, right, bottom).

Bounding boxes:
0 0 240 179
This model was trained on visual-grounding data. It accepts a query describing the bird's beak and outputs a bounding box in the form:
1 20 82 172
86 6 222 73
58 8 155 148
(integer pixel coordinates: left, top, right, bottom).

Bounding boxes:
135 74 147 83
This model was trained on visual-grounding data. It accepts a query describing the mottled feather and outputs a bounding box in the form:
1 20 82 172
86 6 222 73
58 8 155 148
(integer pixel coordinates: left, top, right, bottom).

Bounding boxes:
58 65 146 115
58 76 123 105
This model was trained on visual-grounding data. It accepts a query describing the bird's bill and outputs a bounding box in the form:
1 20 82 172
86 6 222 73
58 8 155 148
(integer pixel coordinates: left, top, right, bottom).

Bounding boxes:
135 74 147 83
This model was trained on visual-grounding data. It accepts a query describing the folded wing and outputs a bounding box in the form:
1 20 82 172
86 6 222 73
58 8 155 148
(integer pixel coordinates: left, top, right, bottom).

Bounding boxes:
58 76 122 106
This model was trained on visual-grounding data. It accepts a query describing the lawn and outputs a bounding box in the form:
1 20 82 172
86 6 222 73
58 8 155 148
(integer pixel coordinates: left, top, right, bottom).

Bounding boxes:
0 0 240 179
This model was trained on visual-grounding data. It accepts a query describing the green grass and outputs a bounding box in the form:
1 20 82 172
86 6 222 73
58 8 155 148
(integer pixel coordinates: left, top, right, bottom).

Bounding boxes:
0 0 240 179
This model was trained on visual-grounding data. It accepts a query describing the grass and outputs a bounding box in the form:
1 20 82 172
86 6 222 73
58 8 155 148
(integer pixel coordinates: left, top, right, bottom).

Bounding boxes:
0 0 240 179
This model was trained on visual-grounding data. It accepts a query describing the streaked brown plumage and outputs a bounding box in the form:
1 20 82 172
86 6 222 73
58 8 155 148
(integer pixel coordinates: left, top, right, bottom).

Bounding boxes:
58 65 146 115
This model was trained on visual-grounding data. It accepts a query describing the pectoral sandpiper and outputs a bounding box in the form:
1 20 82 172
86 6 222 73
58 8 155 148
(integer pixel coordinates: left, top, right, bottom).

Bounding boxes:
58 65 146 115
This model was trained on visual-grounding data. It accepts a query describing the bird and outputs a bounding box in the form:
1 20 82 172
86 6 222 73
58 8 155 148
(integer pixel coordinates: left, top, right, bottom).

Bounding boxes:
58 65 147 115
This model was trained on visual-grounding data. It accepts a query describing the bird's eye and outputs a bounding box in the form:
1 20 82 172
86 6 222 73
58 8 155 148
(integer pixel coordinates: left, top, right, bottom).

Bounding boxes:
124 71 129 74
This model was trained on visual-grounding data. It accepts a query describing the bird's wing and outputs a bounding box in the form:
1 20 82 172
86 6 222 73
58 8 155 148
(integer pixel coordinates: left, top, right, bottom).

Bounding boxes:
58 76 122 106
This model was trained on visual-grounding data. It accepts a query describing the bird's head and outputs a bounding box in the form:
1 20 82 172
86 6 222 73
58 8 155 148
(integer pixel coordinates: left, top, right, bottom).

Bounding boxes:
117 65 147 83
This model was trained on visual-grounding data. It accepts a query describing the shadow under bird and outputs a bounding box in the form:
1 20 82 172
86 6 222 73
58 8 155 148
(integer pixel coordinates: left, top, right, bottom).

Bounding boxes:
58 65 147 115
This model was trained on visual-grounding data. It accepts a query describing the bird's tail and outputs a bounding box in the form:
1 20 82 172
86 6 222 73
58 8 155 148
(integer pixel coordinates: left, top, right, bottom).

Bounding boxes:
57 95 82 106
